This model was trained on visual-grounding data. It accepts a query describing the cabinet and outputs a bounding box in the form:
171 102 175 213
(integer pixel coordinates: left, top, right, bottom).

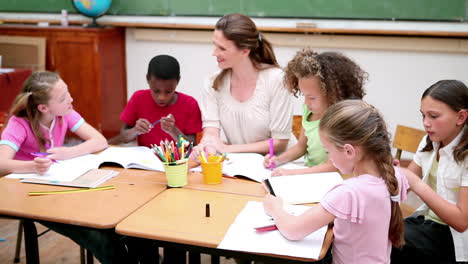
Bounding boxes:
0 25 127 138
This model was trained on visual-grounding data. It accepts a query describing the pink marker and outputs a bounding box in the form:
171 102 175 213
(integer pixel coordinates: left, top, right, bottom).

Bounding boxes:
254 224 278 232
269 138 275 169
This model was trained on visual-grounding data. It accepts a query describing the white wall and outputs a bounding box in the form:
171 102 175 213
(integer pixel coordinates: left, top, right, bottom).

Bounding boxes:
125 28 468 157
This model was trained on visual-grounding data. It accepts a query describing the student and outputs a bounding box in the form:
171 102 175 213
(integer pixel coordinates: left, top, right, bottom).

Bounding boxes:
263 48 367 175
110 54 202 147
0 71 107 174
191 13 296 159
264 100 409 264
0 71 134 264
391 80 468 263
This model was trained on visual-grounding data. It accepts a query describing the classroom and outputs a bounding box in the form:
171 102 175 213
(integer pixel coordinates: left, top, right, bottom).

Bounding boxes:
0 0 467 263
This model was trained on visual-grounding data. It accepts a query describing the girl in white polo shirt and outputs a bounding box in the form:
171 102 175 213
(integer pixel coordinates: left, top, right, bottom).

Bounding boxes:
391 80 468 263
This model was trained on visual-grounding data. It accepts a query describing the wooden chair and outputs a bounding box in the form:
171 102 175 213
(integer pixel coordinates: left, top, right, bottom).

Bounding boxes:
0 111 7 134
292 115 302 139
392 124 426 161
392 124 426 218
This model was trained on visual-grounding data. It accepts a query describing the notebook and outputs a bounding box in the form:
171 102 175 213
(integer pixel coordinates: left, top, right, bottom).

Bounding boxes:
265 172 343 204
6 146 164 182
21 169 119 188
218 201 327 259
190 153 308 183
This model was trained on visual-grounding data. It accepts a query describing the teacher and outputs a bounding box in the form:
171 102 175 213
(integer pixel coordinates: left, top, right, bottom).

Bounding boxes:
194 13 295 158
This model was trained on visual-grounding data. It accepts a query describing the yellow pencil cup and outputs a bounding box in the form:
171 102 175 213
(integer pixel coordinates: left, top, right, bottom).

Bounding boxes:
164 162 188 187
201 161 223 185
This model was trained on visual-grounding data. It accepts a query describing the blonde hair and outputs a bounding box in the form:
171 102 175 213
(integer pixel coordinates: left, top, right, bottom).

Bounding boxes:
212 13 279 90
284 48 367 103
319 100 405 248
8 71 61 151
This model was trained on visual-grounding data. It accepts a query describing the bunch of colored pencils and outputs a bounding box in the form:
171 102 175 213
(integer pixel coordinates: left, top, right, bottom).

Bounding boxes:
151 135 193 164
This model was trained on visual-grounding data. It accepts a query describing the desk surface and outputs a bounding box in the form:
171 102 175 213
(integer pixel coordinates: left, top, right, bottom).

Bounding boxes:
0 169 166 228
112 167 267 197
116 188 333 262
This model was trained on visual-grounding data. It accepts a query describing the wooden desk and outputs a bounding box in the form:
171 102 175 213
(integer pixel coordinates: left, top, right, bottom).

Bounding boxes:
113 167 267 197
0 68 32 112
0 169 167 263
116 188 333 263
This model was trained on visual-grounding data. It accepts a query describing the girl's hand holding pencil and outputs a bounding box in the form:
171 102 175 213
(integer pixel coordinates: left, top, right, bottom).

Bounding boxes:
31 157 53 175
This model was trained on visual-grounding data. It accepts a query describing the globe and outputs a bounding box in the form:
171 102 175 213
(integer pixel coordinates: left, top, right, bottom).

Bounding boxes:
72 0 112 27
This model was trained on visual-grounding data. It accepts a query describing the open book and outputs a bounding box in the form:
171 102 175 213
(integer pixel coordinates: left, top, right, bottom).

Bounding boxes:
266 172 343 204
21 169 119 188
190 153 270 182
191 153 309 183
218 201 328 260
6 146 164 182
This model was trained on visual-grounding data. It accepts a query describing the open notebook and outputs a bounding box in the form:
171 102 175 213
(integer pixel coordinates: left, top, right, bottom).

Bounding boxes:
266 172 343 204
6 146 164 182
218 201 328 260
191 153 309 182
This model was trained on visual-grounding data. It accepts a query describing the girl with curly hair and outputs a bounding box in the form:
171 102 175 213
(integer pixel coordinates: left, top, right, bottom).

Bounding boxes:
264 48 367 176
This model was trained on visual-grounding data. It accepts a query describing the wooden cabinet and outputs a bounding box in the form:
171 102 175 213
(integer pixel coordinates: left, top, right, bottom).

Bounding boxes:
0 25 127 138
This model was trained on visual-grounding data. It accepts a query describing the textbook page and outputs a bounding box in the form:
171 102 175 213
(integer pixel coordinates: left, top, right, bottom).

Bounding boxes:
190 156 308 182
5 154 100 181
97 146 164 171
21 169 119 188
267 172 343 204
218 201 327 259
222 153 271 182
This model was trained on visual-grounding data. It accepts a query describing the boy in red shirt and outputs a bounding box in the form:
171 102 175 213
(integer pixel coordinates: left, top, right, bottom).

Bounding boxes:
111 55 202 147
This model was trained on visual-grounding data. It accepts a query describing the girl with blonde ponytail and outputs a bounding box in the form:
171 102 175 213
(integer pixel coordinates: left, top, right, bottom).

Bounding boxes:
264 100 408 264
0 71 107 175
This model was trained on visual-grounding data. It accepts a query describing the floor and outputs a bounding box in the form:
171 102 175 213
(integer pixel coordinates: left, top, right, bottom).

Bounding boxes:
0 218 235 264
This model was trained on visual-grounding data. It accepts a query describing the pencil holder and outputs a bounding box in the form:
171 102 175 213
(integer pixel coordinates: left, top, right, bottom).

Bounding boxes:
164 161 188 187
201 161 223 185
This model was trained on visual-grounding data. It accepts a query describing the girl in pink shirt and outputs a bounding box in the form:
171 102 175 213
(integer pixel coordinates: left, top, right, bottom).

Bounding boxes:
264 100 409 264
0 71 107 175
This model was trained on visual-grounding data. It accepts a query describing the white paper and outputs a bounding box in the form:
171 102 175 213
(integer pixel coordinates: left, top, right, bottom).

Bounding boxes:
6 154 101 181
268 172 343 204
6 146 164 181
218 201 327 260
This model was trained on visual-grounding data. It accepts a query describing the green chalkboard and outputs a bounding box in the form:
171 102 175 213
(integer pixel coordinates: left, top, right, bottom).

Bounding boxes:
0 0 467 21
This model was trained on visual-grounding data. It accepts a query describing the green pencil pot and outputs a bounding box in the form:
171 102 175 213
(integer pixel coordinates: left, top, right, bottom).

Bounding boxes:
164 162 188 187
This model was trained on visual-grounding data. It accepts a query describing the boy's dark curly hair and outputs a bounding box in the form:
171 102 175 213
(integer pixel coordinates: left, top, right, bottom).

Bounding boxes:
284 48 367 103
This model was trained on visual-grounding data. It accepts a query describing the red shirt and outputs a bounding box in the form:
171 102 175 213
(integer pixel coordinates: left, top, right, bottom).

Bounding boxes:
121 90 202 147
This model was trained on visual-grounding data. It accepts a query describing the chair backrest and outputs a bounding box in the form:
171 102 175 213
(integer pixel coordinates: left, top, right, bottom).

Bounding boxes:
392 125 426 160
0 111 7 135
292 115 302 139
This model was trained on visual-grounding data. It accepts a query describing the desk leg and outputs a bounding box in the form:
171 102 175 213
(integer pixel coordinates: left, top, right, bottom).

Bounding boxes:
210 255 220 264
23 220 40 264
188 252 201 264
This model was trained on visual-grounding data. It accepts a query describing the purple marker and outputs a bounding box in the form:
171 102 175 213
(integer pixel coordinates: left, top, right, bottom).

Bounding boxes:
30 152 58 163
269 138 275 169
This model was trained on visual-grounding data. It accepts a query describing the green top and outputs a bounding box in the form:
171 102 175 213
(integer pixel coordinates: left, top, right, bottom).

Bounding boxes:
302 104 328 167
425 158 446 225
